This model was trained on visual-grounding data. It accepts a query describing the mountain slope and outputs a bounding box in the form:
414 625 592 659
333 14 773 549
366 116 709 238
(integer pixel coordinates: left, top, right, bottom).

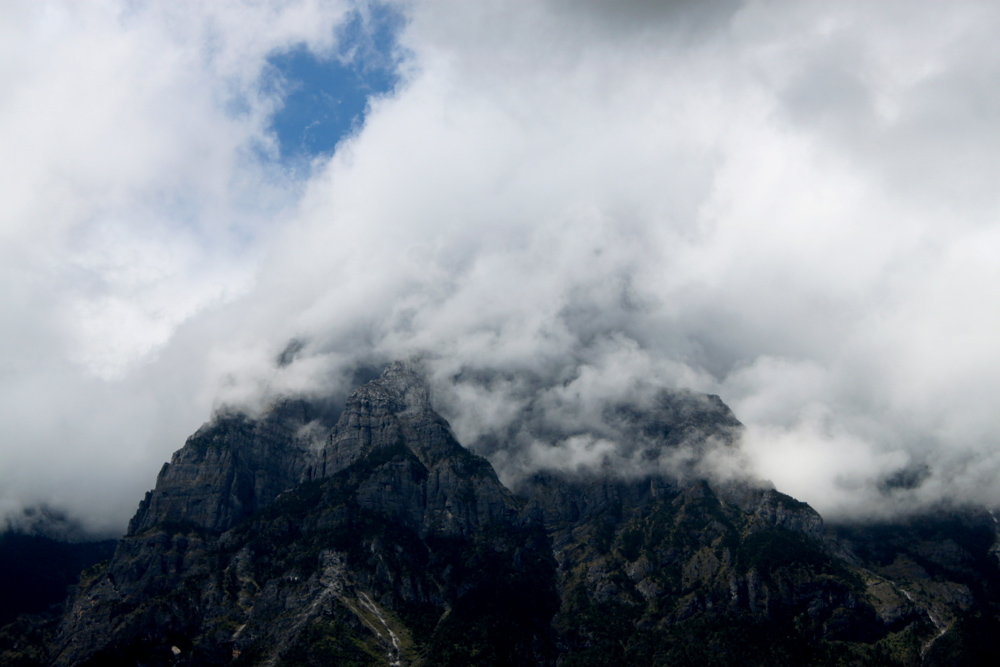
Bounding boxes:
5 362 997 666
50 363 556 667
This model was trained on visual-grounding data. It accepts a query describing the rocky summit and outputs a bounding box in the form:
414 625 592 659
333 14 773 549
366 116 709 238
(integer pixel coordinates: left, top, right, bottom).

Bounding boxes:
4 362 1000 666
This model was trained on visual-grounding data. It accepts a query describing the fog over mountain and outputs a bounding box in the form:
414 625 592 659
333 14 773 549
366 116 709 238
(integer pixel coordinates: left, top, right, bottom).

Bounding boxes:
2 0 1000 534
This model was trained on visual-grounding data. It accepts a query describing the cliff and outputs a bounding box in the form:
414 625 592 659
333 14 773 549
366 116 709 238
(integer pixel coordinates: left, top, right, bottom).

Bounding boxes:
127 400 315 535
4 362 996 667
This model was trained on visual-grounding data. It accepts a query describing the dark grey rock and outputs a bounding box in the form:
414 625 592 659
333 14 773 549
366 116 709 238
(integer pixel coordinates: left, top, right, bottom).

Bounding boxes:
38 362 1000 667
127 400 314 535
321 361 520 536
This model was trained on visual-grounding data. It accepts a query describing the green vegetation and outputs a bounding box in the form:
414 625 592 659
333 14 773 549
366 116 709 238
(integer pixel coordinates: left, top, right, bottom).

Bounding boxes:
0 615 55 667
557 603 917 667
736 528 842 577
0 532 116 626
420 525 559 665
276 617 383 667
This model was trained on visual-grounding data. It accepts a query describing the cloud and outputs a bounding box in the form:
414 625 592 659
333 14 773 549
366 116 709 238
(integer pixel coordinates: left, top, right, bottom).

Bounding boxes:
0 0 353 533
4 0 1000 532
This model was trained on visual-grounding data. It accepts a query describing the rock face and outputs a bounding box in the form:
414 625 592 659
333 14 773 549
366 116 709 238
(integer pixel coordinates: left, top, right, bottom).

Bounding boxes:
19 362 1000 667
49 364 555 667
523 474 880 665
318 361 520 536
128 400 315 535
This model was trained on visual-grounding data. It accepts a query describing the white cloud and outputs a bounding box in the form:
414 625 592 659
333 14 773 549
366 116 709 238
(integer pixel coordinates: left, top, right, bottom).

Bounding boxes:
0 0 350 532
4 0 1000 531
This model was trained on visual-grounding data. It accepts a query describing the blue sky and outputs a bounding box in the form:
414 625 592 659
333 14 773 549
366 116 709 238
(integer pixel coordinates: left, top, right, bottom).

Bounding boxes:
266 5 402 161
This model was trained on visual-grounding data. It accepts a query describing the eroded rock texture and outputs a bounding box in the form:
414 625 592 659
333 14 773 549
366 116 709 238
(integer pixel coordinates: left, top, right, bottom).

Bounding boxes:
14 362 998 667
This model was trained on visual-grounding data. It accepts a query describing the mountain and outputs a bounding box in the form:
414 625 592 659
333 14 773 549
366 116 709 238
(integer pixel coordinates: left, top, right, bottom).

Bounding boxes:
3 362 999 666
0 518 117 667
0 531 116 627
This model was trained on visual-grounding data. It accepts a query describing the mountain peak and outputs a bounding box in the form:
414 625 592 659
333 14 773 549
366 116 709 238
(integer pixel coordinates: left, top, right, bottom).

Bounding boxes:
32 363 1000 666
372 359 431 410
320 360 450 475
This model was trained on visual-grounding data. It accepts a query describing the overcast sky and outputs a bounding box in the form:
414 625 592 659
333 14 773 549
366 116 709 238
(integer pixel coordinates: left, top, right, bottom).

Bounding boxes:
3 0 1000 534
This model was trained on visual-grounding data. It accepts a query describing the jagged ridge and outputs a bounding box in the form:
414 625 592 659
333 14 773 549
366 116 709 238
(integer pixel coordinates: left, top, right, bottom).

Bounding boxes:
10 362 999 667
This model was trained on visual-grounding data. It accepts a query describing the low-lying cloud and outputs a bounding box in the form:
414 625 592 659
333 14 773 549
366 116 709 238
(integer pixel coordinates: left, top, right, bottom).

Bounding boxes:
3 0 1000 533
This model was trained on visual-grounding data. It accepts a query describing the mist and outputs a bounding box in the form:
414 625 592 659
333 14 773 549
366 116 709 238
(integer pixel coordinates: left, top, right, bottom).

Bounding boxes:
2 0 1000 534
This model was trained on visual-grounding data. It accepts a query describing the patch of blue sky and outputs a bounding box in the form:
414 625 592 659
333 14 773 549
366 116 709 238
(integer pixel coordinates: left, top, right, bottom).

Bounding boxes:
264 3 405 165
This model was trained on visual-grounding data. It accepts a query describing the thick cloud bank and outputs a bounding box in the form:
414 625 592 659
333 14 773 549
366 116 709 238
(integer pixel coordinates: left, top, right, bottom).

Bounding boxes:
3 0 1000 532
